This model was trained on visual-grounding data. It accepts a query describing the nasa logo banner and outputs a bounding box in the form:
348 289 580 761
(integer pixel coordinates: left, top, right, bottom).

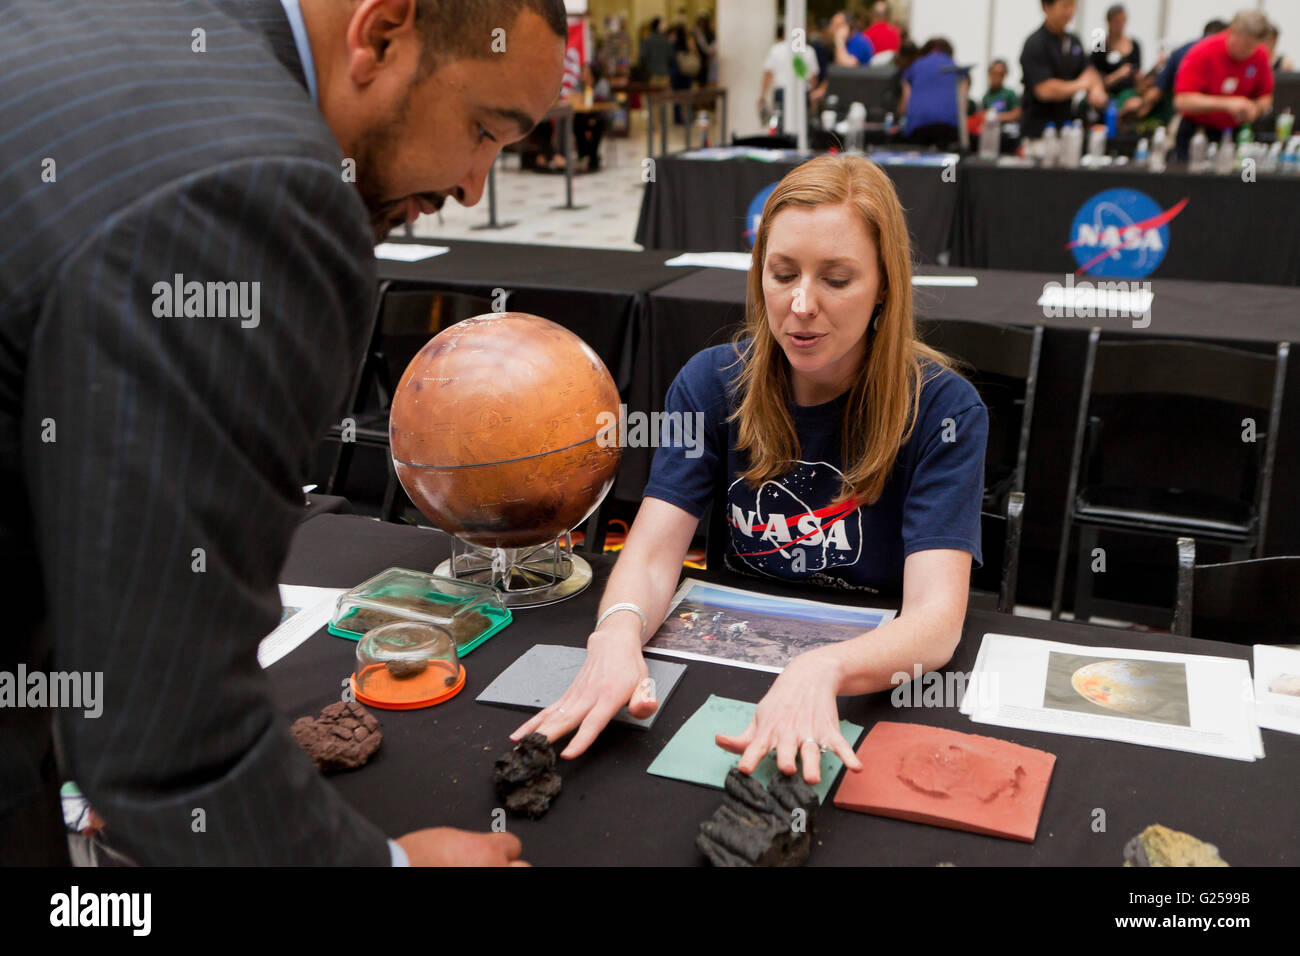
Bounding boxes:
1067 188 1188 279
744 182 779 248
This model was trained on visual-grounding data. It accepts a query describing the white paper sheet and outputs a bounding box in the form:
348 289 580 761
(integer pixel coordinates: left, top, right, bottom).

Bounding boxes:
912 275 979 287
960 633 1263 761
664 252 753 271
1253 644 1300 735
258 585 346 668
374 243 450 262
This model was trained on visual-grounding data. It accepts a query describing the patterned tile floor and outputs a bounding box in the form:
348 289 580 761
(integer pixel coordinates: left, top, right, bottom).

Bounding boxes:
407 128 654 250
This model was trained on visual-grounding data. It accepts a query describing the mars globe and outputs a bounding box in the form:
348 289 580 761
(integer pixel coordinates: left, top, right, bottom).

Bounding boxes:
389 312 621 550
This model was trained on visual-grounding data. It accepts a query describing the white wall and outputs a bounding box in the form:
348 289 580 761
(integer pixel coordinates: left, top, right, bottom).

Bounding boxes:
716 0 777 138
1263 0 1300 67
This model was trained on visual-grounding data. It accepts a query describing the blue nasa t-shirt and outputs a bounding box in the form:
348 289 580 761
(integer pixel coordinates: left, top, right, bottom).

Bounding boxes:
643 343 988 595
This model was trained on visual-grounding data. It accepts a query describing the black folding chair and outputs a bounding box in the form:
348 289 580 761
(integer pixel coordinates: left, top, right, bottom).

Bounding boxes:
1052 330 1289 626
920 321 1043 613
1172 536 1300 643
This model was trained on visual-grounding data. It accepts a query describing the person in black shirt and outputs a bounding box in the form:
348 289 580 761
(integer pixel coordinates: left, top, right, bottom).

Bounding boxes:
1020 0 1108 138
1090 3 1141 97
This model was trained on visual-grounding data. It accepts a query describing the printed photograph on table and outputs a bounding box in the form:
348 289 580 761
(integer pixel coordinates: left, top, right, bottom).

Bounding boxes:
1043 653 1191 727
644 578 895 673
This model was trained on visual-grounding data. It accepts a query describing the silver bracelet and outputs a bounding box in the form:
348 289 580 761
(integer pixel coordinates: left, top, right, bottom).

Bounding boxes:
596 602 648 636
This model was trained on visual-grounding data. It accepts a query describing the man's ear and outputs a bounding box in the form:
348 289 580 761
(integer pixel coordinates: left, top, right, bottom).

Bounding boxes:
346 0 421 84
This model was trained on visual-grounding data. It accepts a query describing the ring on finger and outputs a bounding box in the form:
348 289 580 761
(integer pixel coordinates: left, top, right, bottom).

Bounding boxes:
802 737 829 754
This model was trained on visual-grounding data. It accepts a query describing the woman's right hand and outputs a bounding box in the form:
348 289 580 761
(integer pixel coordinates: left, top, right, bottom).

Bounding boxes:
510 625 658 759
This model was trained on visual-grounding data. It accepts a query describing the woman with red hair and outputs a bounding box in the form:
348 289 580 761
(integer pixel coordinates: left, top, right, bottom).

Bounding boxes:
514 155 987 784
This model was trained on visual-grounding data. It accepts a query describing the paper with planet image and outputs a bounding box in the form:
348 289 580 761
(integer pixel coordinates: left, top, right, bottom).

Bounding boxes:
1253 644 1300 736
959 634 1263 761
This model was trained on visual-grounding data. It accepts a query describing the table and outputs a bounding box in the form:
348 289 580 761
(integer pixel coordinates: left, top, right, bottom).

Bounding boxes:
643 265 1300 603
270 514 1299 866
634 152 958 263
953 159 1300 286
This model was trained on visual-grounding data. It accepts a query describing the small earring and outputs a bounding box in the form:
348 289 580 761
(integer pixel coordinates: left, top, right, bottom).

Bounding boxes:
871 303 884 329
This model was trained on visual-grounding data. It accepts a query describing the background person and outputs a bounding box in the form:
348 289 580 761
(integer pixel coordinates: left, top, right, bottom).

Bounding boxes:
1019 0 1109 139
1090 3 1142 98
864 1 902 58
899 38 966 148
760 24 820 128
1173 10 1274 160
831 10 876 67
982 59 1022 123
512 155 987 785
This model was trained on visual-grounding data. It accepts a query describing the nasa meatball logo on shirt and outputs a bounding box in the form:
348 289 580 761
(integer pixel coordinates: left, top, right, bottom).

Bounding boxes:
726 461 864 579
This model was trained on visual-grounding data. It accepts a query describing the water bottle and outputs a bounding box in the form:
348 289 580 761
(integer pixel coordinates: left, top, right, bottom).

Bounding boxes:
1041 122 1059 168
1135 137 1149 167
1216 129 1235 174
1276 109 1294 143
1189 128 1208 171
1264 141 1282 174
1087 124 1107 160
1105 100 1118 139
694 110 711 148
979 109 1000 160
1149 126 1168 172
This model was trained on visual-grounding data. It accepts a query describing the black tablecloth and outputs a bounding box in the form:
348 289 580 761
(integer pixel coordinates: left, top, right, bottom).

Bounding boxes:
634 154 957 263
376 239 697 501
952 160 1300 286
270 514 1299 866
644 266 1300 597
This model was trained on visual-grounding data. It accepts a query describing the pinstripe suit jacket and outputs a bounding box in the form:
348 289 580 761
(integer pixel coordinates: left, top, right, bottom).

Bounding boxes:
0 0 391 864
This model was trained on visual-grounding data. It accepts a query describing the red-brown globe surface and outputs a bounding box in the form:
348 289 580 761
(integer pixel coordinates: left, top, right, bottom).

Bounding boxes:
389 312 621 549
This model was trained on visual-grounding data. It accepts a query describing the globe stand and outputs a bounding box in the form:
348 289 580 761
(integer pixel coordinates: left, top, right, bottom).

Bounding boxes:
434 532 593 608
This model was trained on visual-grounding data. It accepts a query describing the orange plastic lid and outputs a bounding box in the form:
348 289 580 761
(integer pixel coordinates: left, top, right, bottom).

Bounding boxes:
351 661 466 711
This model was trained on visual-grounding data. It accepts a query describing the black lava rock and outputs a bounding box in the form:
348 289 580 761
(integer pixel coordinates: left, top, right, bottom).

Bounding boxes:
697 768 819 867
494 732 563 819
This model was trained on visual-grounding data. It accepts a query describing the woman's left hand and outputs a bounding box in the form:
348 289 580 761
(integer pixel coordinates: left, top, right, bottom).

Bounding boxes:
714 650 864 785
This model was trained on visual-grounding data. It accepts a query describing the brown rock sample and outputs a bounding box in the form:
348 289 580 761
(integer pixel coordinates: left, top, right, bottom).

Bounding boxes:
697 769 819 867
833 721 1056 842
494 732 562 818
291 701 382 772
1123 824 1230 867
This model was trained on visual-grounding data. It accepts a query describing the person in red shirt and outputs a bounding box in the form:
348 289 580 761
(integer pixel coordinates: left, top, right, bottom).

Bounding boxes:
864 1 901 57
1173 10 1274 158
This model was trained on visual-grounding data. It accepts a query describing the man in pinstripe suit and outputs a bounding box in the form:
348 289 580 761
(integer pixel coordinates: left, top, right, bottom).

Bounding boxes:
0 0 565 865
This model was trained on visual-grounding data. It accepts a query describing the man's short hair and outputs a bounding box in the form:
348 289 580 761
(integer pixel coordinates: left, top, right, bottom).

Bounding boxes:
1204 19 1229 36
1229 10 1270 42
920 37 953 58
1106 4 1125 23
990 58 1008 70
416 0 567 69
